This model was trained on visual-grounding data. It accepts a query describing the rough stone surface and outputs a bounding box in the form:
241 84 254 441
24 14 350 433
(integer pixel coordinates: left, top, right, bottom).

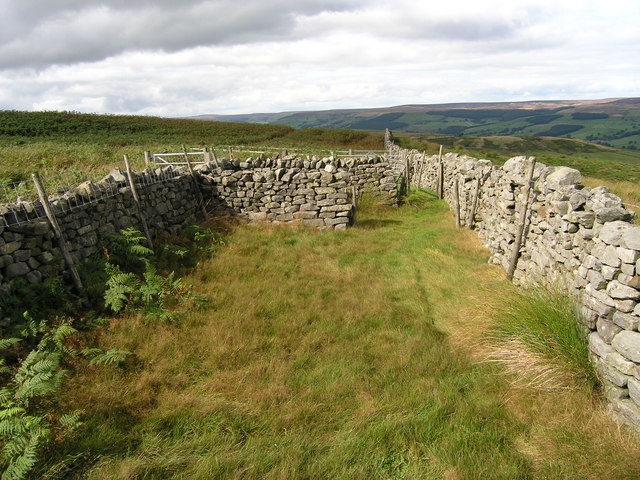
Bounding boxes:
599 221 631 246
545 167 583 190
607 281 640 300
628 377 640 406
621 227 640 250
596 359 629 387
612 331 640 363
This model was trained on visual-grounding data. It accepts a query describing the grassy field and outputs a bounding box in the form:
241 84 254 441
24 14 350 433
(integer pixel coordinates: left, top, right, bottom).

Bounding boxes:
0 111 383 182
31 191 637 480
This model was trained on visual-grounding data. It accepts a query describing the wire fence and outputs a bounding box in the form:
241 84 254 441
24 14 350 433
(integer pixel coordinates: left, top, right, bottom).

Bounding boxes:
153 151 207 166
0 156 187 227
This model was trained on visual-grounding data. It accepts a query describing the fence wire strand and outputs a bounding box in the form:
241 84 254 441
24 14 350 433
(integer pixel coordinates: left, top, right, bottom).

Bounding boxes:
0 158 185 227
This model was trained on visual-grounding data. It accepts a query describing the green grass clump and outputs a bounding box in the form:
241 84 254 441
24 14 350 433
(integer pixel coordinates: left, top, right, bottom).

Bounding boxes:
488 288 598 391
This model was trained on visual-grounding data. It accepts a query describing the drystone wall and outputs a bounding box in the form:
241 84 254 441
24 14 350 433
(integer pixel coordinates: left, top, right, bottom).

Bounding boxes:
197 154 398 227
0 154 397 309
0 173 201 290
385 130 640 430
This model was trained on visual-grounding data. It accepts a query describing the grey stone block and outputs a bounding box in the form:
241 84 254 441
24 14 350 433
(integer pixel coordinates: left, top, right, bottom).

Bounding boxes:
605 352 637 375
612 330 640 363
613 311 639 331
607 281 640 300
589 332 614 358
597 318 622 344
6 262 29 278
621 226 640 250
628 377 640 406
603 383 629 401
596 359 629 387
598 221 631 246
610 398 640 431
615 300 638 314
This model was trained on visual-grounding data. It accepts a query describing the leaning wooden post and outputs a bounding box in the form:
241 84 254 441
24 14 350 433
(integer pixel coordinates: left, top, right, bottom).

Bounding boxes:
123 155 154 251
453 175 461 228
404 153 410 192
182 144 208 219
209 146 219 167
437 145 444 199
467 177 481 229
506 157 537 282
228 146 233 159
31 172 83 291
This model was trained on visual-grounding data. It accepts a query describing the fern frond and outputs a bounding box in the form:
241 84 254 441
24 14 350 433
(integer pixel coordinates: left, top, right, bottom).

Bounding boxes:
58 411 83 433
0 416 29 437
0 339 21 351
0 408 26 421
78 348 102 358
1 423 48 480
0 389 14 406
52 325 77 344
88 349 131 367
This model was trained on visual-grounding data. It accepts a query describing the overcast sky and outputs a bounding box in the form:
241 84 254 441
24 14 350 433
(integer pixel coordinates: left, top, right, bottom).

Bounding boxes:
0 0 638 116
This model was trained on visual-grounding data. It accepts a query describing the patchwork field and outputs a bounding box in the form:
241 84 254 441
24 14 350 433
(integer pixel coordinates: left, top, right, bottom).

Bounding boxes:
195 98 640 151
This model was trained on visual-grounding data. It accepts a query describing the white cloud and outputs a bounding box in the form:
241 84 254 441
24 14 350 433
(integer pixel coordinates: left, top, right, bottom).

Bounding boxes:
0 0 638 115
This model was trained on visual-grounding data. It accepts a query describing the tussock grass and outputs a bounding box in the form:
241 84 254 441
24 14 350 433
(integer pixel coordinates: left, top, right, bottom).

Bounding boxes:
484 288 598 392
45 189 639 479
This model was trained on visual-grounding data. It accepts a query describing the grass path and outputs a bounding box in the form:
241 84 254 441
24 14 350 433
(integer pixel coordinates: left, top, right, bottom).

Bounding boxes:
58 191 639 479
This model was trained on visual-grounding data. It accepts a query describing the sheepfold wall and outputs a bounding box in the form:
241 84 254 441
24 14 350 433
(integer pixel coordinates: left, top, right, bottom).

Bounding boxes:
0 154 397 312
386 132 640 430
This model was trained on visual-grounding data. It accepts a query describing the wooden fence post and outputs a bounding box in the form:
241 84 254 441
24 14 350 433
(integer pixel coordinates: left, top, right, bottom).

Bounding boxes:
405 153 410 192
124 155 154 251
209 146 219 167
144 151 151 168
468 177 481 229
228 146 233 159
437 145 444 199
182 145 208 219
453 176 461 228
31 172 83 291
506 157 537 281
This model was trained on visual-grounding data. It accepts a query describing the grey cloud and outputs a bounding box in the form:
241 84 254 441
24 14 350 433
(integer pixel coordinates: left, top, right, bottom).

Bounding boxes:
0 0 364 69
297 4 545 47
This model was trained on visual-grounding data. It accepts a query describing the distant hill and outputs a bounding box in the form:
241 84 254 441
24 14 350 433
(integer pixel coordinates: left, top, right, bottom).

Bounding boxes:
191 98 640 151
